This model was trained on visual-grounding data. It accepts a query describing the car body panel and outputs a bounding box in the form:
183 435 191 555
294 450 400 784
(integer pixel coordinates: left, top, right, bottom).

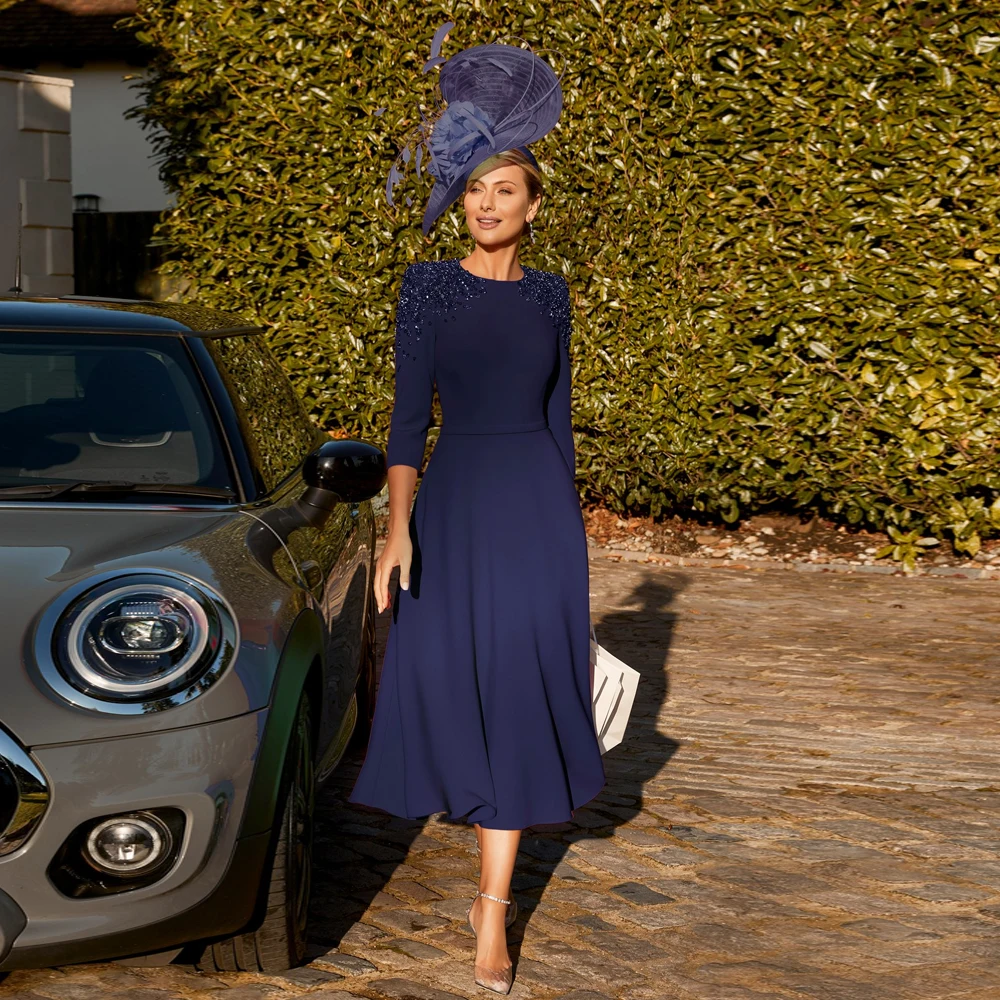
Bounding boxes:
2 505 301 745
0 296 384 969
0 709 265 956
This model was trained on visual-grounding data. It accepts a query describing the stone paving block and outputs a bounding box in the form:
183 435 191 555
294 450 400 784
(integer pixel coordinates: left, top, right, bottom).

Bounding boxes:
296 994 368 1000
812 818 927 843
569 913 618 932
661 825 742 847
404 834 452 853
507 956 591 991
905 913 1000 938
376 862 425 879
583 929 670 963
520 938 642 988
776 973 910 1000
338 921 389 947
23 983 115 1000
941 861 1000 890
345 839 407 862
428 898 479 922
700 863 832 897
196 988 286 1000
649 847 705 866
416 855 478 874
778 839 892 861
616 906 694 931
548 861 597 881
830 859 934 885
375 938 450 961
312 952 378 975
272 965 345 985
896 881 995 902
519 910 580 939
839 917 941 942
366 978 468 1000
354 890 396 910
360 948 423 973
613 828 674 848
609 881 675 905
386 879 444 903
367 909 451 935
421 928 476 952
422 876 480 897
682 921 770 956
96 992 177 1000
953 937 1000 960
803 890 913 915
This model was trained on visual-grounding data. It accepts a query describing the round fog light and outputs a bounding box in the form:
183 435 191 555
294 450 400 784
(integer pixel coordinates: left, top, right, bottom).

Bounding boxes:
84 813 172 875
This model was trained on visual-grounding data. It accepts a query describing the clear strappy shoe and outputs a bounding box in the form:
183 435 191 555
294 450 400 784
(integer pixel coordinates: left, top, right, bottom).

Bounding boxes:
467 890 515 994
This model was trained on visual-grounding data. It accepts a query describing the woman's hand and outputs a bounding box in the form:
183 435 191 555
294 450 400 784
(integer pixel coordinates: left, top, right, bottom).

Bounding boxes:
374 528 413 614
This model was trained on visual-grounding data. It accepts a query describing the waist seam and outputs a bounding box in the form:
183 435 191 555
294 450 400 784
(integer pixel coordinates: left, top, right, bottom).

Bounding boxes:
439 419 549 436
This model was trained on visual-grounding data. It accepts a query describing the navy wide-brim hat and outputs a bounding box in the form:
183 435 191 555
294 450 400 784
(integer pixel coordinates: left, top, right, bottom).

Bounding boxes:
422 43 562 235
381 24 565 236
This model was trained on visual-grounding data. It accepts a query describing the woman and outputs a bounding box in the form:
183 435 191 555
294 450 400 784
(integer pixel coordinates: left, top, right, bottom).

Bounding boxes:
349 33 605 995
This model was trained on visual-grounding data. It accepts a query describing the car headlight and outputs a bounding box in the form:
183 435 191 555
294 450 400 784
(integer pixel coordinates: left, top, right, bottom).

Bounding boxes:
40 572 238 712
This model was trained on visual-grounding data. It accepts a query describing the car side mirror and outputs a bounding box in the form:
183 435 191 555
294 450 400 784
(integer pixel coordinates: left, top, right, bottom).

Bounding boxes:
301 439 387 512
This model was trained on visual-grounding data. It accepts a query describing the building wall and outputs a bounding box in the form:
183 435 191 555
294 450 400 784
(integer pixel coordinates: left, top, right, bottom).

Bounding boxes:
0 69 74 295
35 59 172 213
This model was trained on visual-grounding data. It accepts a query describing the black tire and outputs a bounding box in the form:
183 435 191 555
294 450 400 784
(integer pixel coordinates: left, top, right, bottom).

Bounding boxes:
350 593 377 752
195 690 316 973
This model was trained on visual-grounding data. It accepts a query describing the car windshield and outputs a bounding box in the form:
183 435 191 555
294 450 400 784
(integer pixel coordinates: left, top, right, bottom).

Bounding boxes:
0 331 235 500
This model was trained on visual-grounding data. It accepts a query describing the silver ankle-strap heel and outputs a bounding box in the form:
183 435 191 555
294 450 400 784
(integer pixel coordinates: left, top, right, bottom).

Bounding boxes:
467 891 515 994
468 890 517 926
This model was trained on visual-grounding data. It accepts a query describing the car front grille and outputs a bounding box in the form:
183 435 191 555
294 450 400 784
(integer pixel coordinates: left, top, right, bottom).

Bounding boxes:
0 726 49 856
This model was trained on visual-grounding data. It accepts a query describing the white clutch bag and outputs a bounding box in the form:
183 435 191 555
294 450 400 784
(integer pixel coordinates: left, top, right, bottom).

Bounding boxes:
589 624 640 754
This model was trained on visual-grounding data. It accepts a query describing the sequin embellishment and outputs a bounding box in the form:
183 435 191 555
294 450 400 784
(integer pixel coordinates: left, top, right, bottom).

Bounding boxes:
394 259 489 362
516 267 572 352
393 258 571 361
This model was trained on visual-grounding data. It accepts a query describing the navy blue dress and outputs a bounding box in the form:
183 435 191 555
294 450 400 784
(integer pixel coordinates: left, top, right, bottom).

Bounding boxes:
349 257 605 830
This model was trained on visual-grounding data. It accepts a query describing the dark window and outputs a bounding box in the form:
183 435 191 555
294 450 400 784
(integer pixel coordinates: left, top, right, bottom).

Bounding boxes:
204 335 316 493
0 332 232 494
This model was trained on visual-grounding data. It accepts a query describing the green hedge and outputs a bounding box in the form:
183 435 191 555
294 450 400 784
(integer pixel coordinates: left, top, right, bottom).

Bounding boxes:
125 0 1000 561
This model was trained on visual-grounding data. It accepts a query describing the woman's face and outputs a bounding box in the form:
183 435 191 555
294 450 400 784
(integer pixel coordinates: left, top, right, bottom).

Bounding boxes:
463 163 541 246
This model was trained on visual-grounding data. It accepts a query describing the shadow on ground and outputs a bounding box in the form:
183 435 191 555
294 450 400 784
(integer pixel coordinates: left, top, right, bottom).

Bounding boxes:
303 570 684 974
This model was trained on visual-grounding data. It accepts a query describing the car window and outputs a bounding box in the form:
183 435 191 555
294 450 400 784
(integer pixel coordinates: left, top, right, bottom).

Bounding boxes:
0 332 234 494
204 335 317 493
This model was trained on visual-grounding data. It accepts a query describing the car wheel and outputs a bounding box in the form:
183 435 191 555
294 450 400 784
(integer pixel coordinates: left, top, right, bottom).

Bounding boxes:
196 689 315 972
349 593 377 751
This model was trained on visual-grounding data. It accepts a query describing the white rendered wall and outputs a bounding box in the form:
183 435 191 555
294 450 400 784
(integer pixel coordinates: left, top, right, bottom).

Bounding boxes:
35 59 172 213
0 70 74 295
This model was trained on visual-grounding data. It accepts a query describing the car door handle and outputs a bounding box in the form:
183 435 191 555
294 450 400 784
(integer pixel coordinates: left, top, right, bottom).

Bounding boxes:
300 559 324 589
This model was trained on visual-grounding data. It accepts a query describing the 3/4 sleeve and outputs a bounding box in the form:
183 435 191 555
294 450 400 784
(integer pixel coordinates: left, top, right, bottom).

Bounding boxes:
385 264 435 471
546 275 576 479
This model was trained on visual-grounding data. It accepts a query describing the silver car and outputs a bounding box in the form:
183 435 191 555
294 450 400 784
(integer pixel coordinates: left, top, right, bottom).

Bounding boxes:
0 294 386 972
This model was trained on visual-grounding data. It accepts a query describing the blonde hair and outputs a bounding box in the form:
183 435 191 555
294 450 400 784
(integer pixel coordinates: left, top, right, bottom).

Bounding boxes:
465 148 544 241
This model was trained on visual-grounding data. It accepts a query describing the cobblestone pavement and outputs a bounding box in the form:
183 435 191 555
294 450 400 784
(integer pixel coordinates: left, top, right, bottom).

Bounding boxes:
3 553 1000 1000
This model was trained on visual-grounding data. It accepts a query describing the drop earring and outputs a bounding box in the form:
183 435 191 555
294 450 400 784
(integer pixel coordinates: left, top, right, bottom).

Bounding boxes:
528 220 536 244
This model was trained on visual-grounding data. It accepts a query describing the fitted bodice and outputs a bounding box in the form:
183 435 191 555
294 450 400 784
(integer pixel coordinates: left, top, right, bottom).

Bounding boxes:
386 257 576 475
435 277 559 432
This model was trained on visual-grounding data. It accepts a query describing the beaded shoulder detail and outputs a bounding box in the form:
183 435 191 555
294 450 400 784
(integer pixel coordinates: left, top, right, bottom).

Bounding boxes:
394 259 489 362
393 258 571 362
515 266 572 352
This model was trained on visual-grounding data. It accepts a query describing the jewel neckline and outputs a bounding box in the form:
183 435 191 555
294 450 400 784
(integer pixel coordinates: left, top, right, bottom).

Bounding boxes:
454 258 529 284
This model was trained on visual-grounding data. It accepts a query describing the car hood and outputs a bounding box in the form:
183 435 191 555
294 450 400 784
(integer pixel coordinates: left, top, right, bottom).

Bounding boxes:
0 505 293 746
0 505 237 601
